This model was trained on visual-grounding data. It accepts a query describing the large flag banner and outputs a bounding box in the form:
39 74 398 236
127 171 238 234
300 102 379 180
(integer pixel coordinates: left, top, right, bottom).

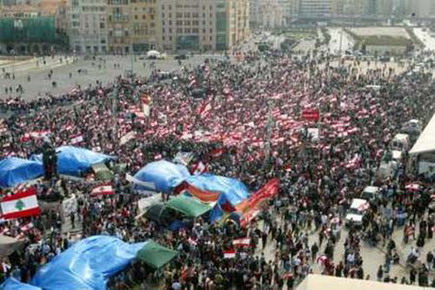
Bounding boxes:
119 131 136 145
91 185 115 196
0 187 41 220
70 134 84 145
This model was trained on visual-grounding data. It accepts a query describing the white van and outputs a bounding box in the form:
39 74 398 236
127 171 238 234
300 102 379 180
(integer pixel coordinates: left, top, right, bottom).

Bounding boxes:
345 198 369 227
390 133 410 153
361 186 380 201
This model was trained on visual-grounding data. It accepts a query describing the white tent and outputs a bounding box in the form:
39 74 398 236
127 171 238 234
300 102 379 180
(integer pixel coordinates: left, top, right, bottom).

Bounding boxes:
410 113 435 155
297 274 428 290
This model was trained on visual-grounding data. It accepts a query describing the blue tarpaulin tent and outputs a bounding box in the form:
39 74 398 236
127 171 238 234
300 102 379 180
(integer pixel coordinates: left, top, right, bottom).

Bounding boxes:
0 157 44 188
31 146 115 176
134 160 190 193
1 277 41 290
185 174 250 206
30 236 144 290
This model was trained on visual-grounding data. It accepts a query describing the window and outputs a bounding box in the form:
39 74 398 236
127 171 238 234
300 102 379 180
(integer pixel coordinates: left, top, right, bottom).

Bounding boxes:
100 22 105 29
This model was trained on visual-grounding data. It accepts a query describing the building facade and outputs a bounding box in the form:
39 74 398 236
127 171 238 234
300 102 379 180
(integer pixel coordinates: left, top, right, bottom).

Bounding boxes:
67 0 108 53
158 0 249 52
298 0 331 19
130 0 158 53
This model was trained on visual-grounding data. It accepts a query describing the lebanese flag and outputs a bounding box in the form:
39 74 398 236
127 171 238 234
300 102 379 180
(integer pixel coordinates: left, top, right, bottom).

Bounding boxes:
188 237 198 246
197 102 212 118
70 134 84 145
29 130 50 139
20 222 34 232
191 161 207 175
0 187 41 220
233 238 251 247
405 183 421 192
210 148 225 158
91 185 115 196
224 249 236 259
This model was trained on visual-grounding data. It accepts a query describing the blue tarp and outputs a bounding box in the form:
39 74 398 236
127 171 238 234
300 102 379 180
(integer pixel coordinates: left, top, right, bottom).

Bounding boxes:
185 173 250 206
0 157 44 188
1 277 41 290
134 160 190 193
31 146 115 176
31 236 144 290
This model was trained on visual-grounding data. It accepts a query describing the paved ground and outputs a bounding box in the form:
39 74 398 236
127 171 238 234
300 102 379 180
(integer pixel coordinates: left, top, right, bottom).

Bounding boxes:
256 213 434 288
413 28 435 52
0 54 224 101
350 27 411 38
327 28 355 55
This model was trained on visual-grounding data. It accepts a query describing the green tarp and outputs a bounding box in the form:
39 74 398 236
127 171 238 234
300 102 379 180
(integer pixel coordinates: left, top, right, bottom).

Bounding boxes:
166 196 211 218
136 240 178 269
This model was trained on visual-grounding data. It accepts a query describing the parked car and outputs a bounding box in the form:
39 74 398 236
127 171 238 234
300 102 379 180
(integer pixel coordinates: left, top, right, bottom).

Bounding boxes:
345 198 369 227
361 186 380 202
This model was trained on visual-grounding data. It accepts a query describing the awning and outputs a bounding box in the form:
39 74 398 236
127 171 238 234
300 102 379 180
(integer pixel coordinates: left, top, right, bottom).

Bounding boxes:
0 234 26 256
136 240 178 269
410 113 435 154
166 196 211 218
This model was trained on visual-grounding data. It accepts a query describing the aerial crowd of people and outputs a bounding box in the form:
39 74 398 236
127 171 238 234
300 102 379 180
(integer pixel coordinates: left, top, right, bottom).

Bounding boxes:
0 48 434 289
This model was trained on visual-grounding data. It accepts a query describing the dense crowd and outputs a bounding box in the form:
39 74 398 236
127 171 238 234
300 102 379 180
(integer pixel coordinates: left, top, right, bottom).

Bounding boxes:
0 51 434 289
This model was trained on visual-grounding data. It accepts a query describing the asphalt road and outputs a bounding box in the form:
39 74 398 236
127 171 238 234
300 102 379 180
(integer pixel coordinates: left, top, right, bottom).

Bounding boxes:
0 54 224 101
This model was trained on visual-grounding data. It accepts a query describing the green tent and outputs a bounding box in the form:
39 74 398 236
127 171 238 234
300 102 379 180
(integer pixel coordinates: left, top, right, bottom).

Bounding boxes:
166 196 211 218
136 240 178 269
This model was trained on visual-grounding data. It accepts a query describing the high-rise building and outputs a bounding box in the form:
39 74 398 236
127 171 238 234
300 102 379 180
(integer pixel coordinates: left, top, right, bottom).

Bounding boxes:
107 0 131 54
130 0 158 52
158 0 249 52
298 0 331 19
67 0 108 53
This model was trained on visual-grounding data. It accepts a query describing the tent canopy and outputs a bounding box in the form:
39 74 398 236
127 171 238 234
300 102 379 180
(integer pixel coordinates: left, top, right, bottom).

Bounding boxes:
31 236 144 290
31 146 115 176
136 240 177 269
0 234 26 256
133 160 190 193
185 174 250 206
166 196 211 218
0 157 44 188
1 277 41 290
143 203 173 224
410 113 435 155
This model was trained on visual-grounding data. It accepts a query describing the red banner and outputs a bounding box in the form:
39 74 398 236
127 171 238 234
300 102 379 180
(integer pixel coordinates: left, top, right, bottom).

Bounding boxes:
302 109 320 122
236 178 280 213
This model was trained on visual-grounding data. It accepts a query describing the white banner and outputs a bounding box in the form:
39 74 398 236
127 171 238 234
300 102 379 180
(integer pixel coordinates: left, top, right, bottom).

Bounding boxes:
120 131 136 145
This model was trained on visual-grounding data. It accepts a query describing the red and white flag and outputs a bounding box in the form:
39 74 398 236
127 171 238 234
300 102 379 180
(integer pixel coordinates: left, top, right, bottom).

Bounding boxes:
224 249 236 259
191 161 207 175
70 134 84 145
233 238 251 247
187 237 198 246
197 102 212 118
20 222 34 232
0 187 41 220
91 185 115 196
405 183 421 192
29 130 50 139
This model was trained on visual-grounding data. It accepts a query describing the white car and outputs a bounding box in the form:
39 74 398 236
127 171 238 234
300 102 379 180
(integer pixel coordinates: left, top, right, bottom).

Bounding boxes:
345 198 369 227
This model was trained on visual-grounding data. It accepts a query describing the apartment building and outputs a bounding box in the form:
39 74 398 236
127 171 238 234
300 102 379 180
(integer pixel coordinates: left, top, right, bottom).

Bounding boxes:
158 0 249 52
67 0 108 53
130 0 158 52
298 0 331 18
